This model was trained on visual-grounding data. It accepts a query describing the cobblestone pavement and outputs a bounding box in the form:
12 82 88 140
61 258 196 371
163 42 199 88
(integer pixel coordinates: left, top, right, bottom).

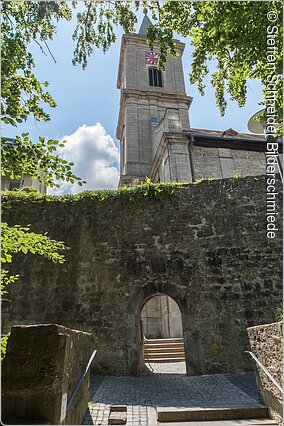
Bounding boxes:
83 372 262 425
225 373 260 402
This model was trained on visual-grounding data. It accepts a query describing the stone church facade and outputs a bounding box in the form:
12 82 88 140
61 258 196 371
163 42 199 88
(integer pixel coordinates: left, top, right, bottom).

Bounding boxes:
116 13 281 187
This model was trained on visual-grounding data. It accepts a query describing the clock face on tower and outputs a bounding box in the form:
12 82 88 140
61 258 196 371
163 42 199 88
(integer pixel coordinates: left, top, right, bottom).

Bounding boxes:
145 51 160 65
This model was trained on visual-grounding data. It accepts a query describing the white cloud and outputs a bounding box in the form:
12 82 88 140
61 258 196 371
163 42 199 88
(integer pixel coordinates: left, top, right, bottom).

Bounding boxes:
49 124 119 195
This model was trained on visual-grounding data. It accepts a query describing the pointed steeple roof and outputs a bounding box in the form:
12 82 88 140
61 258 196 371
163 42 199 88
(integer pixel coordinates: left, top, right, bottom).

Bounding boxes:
138 8 152 36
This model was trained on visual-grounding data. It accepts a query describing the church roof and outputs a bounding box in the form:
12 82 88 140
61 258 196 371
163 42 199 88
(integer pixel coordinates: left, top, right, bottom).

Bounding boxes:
189 127 265 141
138 9 153 35
187 127 272 152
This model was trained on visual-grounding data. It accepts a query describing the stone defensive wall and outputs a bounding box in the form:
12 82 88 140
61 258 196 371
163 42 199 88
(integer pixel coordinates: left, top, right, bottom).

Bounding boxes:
2 175 282 375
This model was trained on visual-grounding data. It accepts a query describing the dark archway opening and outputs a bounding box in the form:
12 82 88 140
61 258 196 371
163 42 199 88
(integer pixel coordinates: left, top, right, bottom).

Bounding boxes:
140 293 186 375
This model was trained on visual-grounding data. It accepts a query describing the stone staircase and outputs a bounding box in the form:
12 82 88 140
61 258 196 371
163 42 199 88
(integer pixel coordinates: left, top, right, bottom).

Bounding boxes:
144 337 185 363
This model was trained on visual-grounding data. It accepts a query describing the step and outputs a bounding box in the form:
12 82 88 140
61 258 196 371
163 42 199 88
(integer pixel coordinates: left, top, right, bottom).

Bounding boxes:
145 338 184 344
144 346 184 354
144 346 184 351
159 420 278 426
145 351 185 359
144 342 185 348
144 357 186 363
157 406 269 423
144 345 185 351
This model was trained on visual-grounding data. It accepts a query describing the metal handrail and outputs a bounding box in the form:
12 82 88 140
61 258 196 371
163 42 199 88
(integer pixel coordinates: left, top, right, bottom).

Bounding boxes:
66 349 97 411
245 350 283 393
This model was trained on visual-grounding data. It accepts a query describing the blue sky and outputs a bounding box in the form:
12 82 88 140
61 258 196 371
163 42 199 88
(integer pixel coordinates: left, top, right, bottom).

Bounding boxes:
3 7 264 193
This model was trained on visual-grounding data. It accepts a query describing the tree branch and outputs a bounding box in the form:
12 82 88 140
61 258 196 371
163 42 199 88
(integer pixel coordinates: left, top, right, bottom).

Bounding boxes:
43 40 57 63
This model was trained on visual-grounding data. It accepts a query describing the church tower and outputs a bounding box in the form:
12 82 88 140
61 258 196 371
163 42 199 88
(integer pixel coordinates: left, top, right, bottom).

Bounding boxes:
116 10 192 186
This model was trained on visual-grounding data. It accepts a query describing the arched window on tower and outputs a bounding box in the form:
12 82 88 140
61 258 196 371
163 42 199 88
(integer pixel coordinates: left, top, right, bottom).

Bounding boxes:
148 67 162 87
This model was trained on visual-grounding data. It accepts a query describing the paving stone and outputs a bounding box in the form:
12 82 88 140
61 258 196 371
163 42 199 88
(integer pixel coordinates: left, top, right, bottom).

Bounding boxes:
83 372 263 426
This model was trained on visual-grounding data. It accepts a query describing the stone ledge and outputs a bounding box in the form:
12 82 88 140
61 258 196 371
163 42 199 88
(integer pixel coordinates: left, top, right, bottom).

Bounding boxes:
157 406 269 422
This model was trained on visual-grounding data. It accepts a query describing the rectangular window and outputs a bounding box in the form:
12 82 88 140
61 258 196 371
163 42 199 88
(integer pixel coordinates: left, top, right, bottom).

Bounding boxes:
148 68 162 87
8 180 22 191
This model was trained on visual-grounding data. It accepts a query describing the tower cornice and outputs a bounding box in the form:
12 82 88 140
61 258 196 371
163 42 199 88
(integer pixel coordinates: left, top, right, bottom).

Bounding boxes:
116 89 193 140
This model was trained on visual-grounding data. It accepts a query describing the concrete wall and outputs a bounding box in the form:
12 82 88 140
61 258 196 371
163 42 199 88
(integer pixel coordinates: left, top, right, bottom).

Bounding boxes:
247 322 283 423
2 324 92 425
2 175 282 376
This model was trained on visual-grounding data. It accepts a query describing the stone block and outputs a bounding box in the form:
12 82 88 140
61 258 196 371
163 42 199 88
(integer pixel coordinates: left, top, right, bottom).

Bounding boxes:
2 324 92 425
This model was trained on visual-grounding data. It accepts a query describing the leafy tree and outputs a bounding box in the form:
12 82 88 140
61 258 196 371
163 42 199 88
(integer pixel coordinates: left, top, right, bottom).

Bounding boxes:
1 0 85 187
2 135 80 188
1 0 70 126
72 0 138 69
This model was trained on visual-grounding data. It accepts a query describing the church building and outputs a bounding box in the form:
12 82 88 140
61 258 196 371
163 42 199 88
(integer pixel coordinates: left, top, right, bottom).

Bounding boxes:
116 11 282 341
116 11 278 187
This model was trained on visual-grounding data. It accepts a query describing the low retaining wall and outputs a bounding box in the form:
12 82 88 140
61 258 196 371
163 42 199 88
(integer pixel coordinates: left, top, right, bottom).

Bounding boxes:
2 324 92 425
247 321 283 423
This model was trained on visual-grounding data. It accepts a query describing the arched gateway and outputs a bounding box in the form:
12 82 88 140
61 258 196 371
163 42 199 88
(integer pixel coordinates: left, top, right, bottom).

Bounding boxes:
126 281 192 376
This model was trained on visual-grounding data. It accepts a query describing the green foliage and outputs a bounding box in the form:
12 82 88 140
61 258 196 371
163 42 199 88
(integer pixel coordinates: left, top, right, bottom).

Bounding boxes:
2 179 185 207
1 1 72 127
276 305 283 322
1 222 66 264
72 1 138 69
1 270 20 302
1 135 85 188
19 186 40 194
1 1 85 188
3 176 248 209
2 2 283 182
1 222 67 298
1 333 10 361
140 177 178 199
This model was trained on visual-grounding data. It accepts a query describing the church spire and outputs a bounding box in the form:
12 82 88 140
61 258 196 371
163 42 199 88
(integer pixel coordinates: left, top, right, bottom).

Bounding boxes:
138 8 152 36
